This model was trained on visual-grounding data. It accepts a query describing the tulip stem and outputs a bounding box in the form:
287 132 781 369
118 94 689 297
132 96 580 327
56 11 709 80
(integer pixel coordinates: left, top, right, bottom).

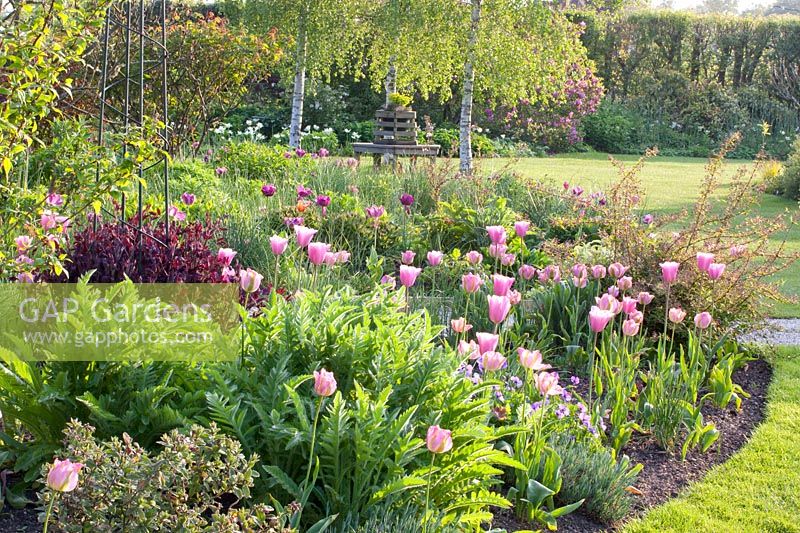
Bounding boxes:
663 284 671 339
588 331 598 409
303 396 324 495
43 493 57 533
274 256 280 296
423 453 436 533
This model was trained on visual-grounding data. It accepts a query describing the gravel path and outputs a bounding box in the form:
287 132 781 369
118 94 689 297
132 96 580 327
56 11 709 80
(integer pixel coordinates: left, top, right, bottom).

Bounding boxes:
740 318 800 346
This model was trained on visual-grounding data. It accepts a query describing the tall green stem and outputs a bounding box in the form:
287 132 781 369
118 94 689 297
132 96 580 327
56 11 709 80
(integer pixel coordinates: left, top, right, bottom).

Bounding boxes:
423 453 436 533
588 331 598 408
303 396 324 492
43 493 57 533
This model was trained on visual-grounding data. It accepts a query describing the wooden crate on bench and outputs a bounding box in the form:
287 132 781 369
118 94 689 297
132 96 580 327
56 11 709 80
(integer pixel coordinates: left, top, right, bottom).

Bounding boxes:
374 108 417 145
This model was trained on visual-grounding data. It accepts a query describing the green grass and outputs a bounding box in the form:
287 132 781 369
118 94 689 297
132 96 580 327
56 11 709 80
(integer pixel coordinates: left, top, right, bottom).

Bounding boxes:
478 153 799 317
621 347 800 533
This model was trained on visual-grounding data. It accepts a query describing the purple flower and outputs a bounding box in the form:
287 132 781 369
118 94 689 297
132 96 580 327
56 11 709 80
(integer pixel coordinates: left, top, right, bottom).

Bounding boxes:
509 376 523 389
570 375 580 386
284 216 304 228
297 184 313 198
215 167 228 176
261 183 276 197
531 401 543 412
180 192 196 206
318 148 329 157
399 193 414 207
560 389 572 402
295 148 306 158
555 404 569 419
315 195 331 208
642 213 654 224
365 205 385 219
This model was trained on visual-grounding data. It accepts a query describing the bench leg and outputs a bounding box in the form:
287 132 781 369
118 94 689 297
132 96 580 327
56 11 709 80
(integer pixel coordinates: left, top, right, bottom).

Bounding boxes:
372 154 381 169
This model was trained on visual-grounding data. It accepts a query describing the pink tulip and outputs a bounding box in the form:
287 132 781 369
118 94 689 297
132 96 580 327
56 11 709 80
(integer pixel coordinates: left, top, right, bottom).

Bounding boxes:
628 310 644 324
514 221 530 238
617 276 633 291
47 459 84 492
519 264 536 280
270 236 288 255
696 252 714 272
518 348 551 371
729 244 746 258
487 295 512 324
492 274 515 296
401 250 416 265
707 263 726 280
465 251 483 265
621 296 637 314
308 242 330 265
313 369 337 396
217 247 237 266
660 261 680 284
365 205 385 219
167 205 186 221
475 332 499 354
608 262 628 279
335 251 350 264
488 243 507 258
694 312 713 329
481 351 507 372
622 319 640 336
426 425 453 454
462 273 483 294
294 225 318 248
500 253 516 266
508 289 522 305
459 339 480 360
637 291 654 305
381 275 396 288
427 251 444 266
535 372 564 397
45 193 64 207
15 235 32 253
571 263 587 278
590 264 607 279
669 307 687 323
595 293 618 312
486 225 507 245
324 252 338 267
181 192 196 206
40 210 58 230
239 268 263 293
451 317 472 334
589 306 615 333
607 285 620 298
399 265 422 288
572 274 588 288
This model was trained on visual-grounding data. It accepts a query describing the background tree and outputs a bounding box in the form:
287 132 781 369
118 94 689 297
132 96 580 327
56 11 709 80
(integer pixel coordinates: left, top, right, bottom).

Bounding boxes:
222 0 367 147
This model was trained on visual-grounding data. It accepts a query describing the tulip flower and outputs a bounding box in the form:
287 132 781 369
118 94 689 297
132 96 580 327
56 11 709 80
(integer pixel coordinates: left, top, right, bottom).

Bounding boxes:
622 319 640 336
15 235 32 253
308 242 330 266
365 205 385 219
380 275 396 289
608 262 628 279
573 274 588 288
239 268 263 293
696 252 714 272
514 220 530 238
642 214 654 224
318 148 329 157
590 264 607 279
571 263 587 278
486 225 507 245
519 264 536 280
399 193 415 208
261 183 276 197
270 236 288 255
180 192 196 206
595 293 617 311
492 274 515 296
588 306 615 333
669 307 687 323
518 348 551 371
465 251 483 265
426 425 453 454
637 291 654 305
451 317 472 334
617 276 633 291
168 205 186 221
462 273 483 294
217 247 237 266
488 243 507 258
46 458 84 492
296 184 313 198
427 250 444 266
628 310 644 324
729 244 746 258
508 289 522 305
487 295 511 325
399 265 422 288
500 253 516 266
313 369 337 397
45 193 64 207
607 285 620 297
694 312 713 329
621 296 637 314
475 332 499 354
535 372 564 397
481 350 507 372
459 340 480 360
401 250 416 265
660 261 679 284
707 263 726 280
294 225 318 248
335 251 350 264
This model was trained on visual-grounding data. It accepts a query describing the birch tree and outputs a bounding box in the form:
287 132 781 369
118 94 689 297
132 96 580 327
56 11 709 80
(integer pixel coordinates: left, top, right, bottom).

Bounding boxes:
223 0 367 147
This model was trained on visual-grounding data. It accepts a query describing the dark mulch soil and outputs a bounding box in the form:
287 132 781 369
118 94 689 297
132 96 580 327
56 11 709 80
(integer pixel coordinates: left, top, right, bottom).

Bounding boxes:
0 361 772 533
494 357 772 532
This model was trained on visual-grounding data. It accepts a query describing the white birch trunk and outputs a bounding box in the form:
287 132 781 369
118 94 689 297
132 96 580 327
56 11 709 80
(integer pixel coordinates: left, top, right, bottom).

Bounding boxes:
383 55 397 165
459 0 482 175
288 14 308 148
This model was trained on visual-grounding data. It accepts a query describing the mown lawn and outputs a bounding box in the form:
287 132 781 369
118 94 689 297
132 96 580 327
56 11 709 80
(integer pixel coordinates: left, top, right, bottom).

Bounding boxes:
621 346 800 533
478 153 799 317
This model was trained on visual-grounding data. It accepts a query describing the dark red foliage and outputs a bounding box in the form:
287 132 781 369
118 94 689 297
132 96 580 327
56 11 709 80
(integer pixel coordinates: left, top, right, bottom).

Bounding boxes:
50 213 230 283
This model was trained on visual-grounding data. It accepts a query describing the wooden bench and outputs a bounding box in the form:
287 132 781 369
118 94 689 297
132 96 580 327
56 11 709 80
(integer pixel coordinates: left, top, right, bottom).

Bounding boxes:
352 142 441 169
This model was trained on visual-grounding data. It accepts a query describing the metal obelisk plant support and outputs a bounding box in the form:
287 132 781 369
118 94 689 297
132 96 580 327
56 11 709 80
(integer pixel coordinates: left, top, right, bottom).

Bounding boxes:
94 0 170 253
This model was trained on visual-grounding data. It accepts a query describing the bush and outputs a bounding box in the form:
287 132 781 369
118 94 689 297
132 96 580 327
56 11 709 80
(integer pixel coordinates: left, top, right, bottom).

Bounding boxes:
582 101 637 154
772 136 800 200
53 213 230 283
40 421 292 532
551 435 642 523
215 140 315 182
